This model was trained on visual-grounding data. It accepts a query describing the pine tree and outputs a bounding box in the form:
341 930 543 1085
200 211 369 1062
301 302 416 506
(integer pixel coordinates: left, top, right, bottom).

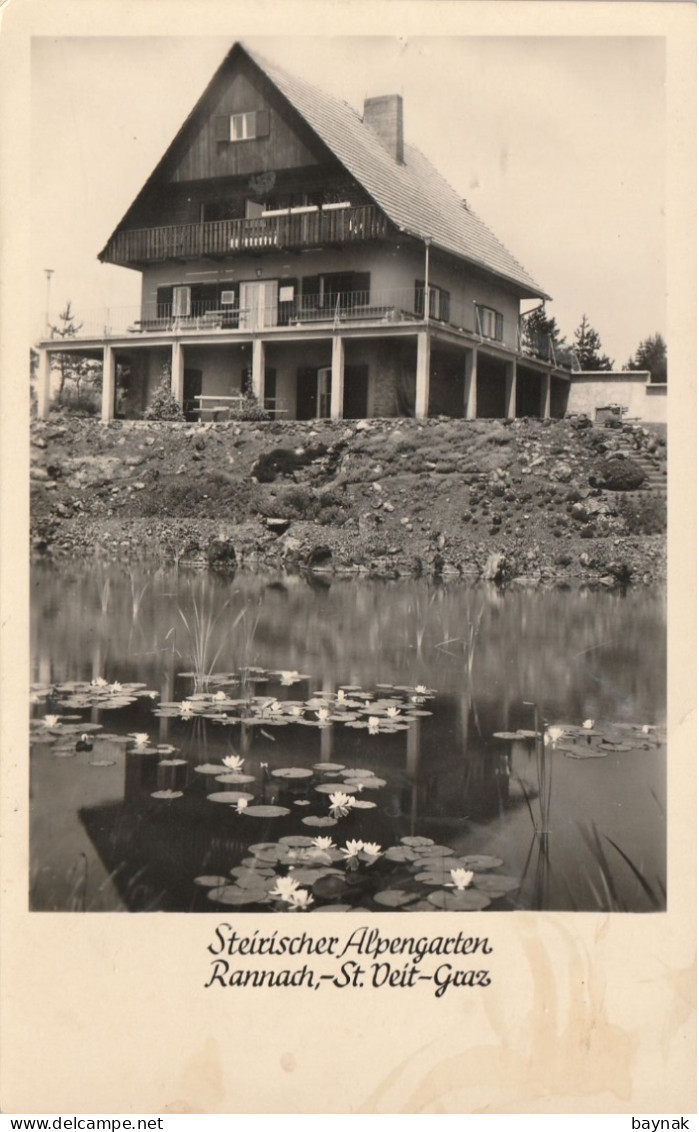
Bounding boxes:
625 332 667 384
573 314 614 370
49 301 102 398
521 305 566 362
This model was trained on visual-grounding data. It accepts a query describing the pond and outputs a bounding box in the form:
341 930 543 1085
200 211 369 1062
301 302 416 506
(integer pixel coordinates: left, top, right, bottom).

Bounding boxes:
30 564 666 913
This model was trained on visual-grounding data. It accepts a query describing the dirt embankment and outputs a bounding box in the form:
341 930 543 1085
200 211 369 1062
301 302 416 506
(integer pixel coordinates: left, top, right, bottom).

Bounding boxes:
30 414 667 587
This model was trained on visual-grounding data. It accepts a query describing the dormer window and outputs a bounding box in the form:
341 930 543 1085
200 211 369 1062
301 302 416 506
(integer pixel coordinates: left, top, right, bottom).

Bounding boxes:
214 110 270 143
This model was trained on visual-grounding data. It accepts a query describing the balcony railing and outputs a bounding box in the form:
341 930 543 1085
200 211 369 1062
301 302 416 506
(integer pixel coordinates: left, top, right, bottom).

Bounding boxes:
38 290 578 372
100 204 390 266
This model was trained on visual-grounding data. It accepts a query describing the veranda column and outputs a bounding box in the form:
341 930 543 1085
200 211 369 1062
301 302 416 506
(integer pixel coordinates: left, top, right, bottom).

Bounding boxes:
330 335 345 420
101 345 116 423
170 340 184 408
37 348 51 419
464 347 478 419
251 338 265 404
415 330 431 419
540 371 552 419
504 359 517 419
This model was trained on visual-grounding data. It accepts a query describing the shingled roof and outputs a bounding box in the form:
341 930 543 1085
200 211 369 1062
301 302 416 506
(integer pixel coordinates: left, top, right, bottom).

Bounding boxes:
245 44 548 300
101 41 548 300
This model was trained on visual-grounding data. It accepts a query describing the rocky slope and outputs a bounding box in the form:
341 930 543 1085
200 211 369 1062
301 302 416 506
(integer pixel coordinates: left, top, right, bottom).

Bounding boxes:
30 414 667 587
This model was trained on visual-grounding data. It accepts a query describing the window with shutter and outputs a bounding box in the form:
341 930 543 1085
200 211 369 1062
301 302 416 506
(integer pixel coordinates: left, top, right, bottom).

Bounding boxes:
218 110 271 143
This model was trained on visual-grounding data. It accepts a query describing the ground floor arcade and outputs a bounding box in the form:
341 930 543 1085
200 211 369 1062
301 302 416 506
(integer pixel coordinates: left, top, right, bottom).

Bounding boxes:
35 324 571 423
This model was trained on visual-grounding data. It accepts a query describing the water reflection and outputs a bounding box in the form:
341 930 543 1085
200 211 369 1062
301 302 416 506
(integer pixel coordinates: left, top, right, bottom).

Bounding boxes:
30 563 666 912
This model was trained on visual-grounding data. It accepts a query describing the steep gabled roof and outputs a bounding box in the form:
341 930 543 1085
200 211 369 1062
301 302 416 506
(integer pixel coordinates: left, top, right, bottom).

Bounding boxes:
101 41 549 300
245 44 548 300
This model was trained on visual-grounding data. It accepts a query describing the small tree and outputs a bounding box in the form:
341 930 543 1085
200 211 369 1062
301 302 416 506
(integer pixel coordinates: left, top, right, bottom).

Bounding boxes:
573 314 614 370
143 366 184 421
49 301 102 402
625 332 667 384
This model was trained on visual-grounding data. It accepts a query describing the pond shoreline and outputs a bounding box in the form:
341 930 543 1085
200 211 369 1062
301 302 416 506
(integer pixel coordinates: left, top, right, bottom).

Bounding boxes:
30 415 667 588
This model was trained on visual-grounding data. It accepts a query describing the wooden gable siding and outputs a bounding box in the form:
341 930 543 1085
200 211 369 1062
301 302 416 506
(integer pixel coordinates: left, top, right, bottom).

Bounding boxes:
169 57 326 184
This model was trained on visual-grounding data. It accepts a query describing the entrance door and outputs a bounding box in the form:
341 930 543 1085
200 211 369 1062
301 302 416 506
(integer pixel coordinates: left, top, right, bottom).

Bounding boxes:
183 368 202 422
296 367 317 419
239 280 279 330
343 364 369 418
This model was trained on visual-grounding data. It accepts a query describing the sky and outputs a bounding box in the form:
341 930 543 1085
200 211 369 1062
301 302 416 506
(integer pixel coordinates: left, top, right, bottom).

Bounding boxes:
31 35 666 365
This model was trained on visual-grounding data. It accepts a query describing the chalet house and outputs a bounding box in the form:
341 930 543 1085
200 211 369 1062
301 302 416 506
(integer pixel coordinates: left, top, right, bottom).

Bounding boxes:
36 42 576 423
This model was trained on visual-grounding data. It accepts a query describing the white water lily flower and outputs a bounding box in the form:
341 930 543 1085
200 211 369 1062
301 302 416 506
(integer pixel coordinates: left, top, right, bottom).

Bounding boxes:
278 670 303 686
43 714 61 728
329 791 356 818
222 754 244 771
91 677 108 688
286 888 314 910
130 732 150 748
213 690 227 701
449 868 475 890
386 706 401 719
641 724 652 734
337 689 346 702
269 876 300 900
415 684 428 695
340 839 364 859
582 719 595 730
544 726 565 748
367 716 380 735
289 705 304 717
311 836 335 850
179 701 194 718
236 798 248 813
362 842 382 858
315 707 331 723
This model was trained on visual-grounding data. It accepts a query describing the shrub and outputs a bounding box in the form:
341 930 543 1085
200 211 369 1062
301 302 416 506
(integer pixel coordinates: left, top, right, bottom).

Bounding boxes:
617 493 666 535
228 393 270 422
593 457 646 491
143 371 184 421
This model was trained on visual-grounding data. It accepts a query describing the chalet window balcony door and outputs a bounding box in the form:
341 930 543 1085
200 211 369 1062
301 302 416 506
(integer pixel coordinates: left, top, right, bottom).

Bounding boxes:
239 280 279 330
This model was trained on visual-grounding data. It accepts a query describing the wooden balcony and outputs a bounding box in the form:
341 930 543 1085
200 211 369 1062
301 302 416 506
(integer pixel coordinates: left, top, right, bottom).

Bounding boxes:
100 204 390 266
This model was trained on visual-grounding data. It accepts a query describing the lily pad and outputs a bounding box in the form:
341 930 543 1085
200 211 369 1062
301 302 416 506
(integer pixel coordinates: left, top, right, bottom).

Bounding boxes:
294 800 311 806
207 791 255 804
472 874 520 896
193 875 230 887
216 773 256 784
401 836 435 847
412 844 455 857
460 854 504 871
150 789 183 799
315 782 359 795
207 885 267 906
159 758 187 767
313 762 345 771
302 815 338 828
384 845 417 862
342 768 376 778
559 743 609 760
279 835 316 847
90 759 117 767
242 805 291 818
492 731 524 740
351 800 377 809
271 767 314 779
312 875 349 899
194 763 228 774
312 904 353 913
373 889 419 908
349 777 386 790
427 889 492 911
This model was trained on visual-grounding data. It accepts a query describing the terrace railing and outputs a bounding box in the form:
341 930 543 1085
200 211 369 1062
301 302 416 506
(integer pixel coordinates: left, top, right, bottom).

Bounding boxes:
101 204 390 266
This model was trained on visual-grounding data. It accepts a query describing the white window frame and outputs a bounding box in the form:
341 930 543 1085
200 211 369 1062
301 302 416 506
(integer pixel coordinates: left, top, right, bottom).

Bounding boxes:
317 367 332 419
476 304 503 341
230 112 257 142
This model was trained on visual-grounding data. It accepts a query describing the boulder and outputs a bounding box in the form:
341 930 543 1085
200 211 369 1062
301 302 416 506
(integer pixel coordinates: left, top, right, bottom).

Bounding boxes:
483 552 506 582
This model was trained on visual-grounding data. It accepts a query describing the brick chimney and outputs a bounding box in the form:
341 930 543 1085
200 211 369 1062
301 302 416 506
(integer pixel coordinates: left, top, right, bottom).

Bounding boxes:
363 94 404 163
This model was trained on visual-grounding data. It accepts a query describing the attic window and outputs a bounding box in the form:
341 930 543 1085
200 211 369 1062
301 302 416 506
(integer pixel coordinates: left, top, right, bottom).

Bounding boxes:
215 110 270 143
